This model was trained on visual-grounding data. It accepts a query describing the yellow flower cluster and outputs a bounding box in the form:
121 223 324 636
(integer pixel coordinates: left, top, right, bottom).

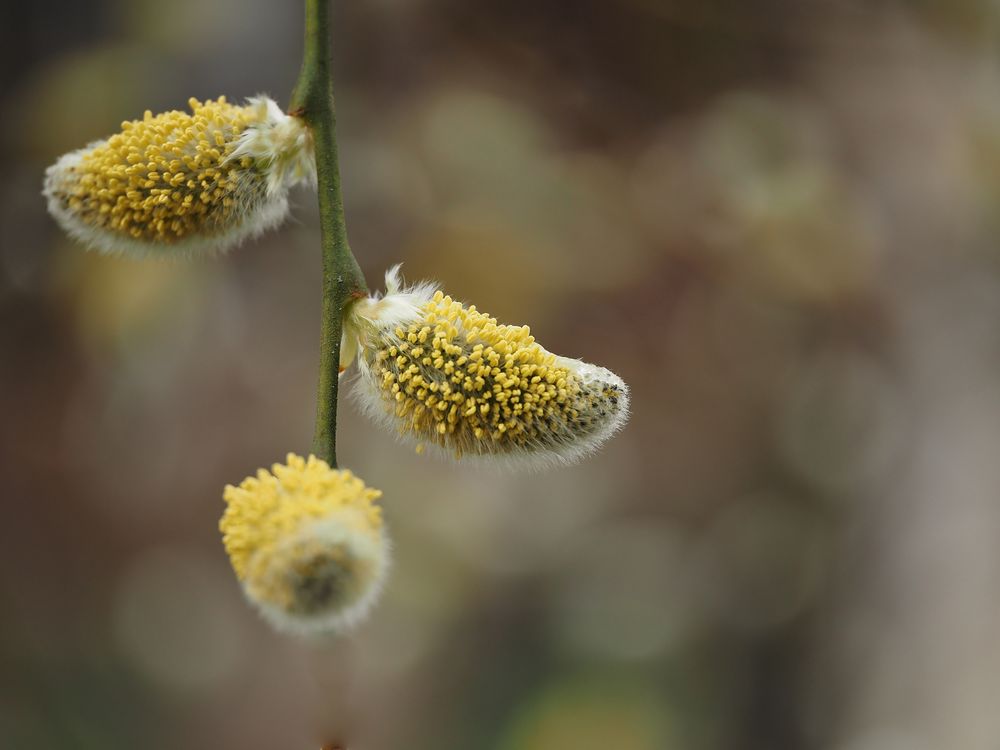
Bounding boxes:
220 454 389 634
45 86 631 644
348 268 629 468
44 95 312 256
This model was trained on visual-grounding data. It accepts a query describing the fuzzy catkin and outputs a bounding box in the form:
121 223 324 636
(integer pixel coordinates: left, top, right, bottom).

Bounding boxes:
44 96 313 257
345 267 630 469
220 454 389 635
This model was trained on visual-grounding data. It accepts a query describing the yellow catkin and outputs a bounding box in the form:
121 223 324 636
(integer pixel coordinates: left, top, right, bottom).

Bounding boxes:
349 269 629 467
44 95 312 256
220 453 388 633
53 98 258 243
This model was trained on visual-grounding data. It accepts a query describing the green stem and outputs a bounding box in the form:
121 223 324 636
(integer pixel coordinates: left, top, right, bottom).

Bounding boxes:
289 0 367 468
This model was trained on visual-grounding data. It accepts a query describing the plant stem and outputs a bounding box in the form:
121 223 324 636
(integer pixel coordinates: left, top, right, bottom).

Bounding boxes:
289 0 367 468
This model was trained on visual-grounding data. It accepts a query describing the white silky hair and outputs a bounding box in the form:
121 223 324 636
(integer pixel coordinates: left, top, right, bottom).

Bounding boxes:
340 264 439 370
244 513 392 637
227 95 316 196
352 264 440 330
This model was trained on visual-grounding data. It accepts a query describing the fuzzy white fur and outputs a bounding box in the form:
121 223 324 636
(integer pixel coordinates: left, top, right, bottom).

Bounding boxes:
245 515 392 637
227 96 316 196
340 264 439 369
350 264 439 330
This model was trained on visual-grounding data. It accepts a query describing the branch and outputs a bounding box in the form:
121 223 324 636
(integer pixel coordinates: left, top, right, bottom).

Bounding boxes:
289 0 367 467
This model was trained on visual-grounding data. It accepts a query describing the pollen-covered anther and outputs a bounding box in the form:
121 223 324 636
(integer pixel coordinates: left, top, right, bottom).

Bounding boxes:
344 266 630 469
220 454 389 635
43 95 315 257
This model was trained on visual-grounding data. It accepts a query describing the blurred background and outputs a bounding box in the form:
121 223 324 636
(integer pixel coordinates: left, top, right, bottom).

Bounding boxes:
4 0 1000 748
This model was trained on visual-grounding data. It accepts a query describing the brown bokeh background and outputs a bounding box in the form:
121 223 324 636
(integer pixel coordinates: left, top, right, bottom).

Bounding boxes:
4 1 1000 749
